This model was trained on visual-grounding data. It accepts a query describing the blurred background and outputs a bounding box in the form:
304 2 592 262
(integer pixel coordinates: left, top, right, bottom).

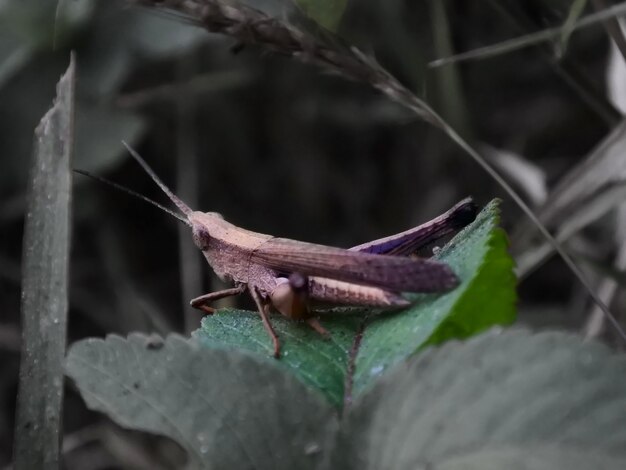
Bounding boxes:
2 0 626 467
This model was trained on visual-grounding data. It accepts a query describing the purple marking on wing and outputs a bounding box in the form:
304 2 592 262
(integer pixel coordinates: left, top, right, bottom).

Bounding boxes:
354 238 404 255
350 198 476 256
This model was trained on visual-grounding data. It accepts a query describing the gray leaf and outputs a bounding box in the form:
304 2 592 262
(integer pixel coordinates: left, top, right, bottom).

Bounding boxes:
14 55 74 469
65 334 337 470
435 446 626 470
336 329 626 469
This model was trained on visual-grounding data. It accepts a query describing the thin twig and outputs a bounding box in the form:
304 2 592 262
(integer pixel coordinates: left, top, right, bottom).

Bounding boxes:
484 0 619 127
583 203 626 340
591 0 626 63
176 50 204 334
429 0 626 67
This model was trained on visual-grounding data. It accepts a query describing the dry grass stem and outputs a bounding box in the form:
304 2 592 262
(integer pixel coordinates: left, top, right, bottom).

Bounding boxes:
131 0 436 123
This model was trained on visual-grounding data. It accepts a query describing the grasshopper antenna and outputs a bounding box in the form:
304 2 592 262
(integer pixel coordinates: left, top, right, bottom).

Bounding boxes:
121 141 193 217
74 169 191 226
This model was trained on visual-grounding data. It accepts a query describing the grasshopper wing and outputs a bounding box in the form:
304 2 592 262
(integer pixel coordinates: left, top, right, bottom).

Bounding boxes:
350 198 476 255
251 238 458 293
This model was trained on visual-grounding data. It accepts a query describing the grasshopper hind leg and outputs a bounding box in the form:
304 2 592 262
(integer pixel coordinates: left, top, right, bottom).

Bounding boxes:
270 273 311 321
270 273 330 337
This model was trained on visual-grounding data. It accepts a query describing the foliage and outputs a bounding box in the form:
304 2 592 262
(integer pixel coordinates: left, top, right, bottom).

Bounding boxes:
63 199 543 468
66 329 626 469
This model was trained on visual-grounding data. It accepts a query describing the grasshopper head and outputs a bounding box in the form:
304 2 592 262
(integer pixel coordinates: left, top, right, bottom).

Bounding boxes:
189 211 223 251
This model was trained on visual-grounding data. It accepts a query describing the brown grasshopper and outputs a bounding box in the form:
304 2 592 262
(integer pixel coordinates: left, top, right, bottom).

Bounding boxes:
86 143 477 357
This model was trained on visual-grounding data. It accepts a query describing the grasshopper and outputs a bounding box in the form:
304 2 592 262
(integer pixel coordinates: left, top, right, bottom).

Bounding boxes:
88 143 477 357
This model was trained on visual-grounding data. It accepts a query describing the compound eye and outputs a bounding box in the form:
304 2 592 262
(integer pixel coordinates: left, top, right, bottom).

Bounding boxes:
192 227 211 250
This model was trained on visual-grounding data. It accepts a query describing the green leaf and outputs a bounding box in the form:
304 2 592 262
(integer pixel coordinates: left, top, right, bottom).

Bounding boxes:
65 334 337 470
294 0 348 32
352 199 516 394
194 311 360 407
335 329 626 469
195 200 515 406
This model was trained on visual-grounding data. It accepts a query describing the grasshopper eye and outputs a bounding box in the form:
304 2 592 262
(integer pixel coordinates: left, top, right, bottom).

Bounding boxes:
192 227 211 250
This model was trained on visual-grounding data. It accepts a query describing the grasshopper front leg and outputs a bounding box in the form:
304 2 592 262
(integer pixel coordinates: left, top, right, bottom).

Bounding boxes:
190 284 246 314
191 283 283 357
250 287 281 358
